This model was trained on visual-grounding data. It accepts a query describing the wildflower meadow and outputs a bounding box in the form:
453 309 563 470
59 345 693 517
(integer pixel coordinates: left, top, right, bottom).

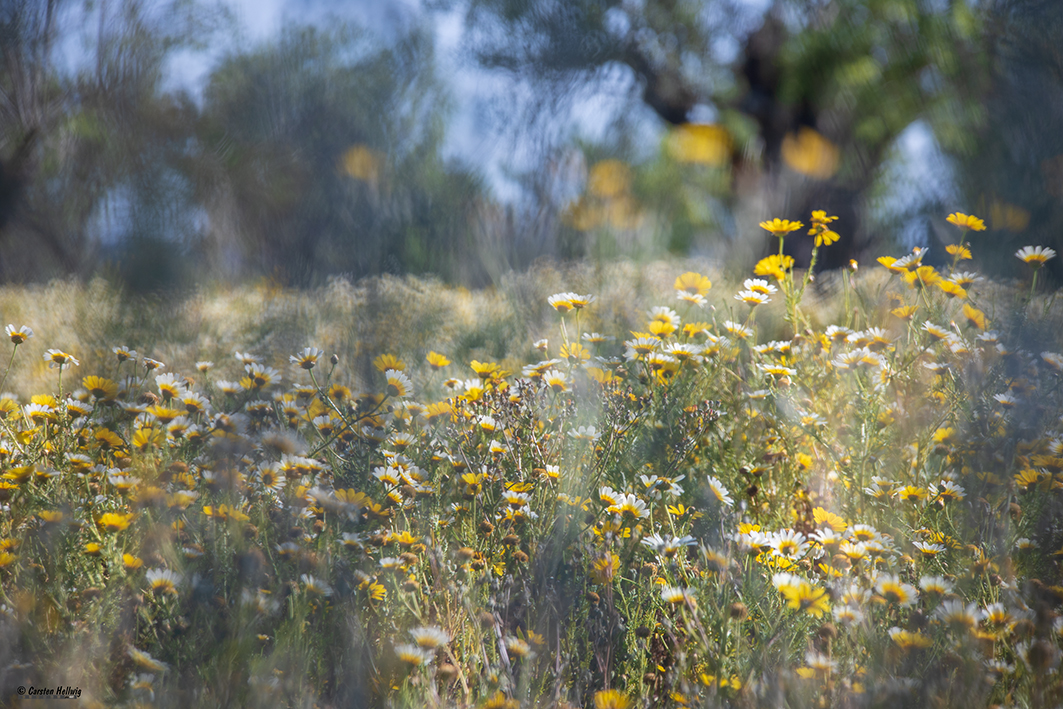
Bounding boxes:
4 213 1063 708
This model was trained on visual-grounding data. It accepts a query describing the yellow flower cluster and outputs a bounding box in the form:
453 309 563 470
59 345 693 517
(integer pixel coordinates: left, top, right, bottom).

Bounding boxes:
0 214 1061 707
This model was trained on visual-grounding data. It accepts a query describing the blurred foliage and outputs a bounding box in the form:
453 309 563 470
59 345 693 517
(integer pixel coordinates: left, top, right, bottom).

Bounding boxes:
456 0 1063 278
0 0 219 284
2 2 488 289
197 26 487 285
1 0 1062 288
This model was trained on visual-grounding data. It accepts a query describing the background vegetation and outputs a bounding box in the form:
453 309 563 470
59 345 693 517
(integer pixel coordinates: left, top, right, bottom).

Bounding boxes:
2 0 1062 288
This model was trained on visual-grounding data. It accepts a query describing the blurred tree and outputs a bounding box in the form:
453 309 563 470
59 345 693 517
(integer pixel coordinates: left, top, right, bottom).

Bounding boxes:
1 0 73 273
950 0 1063 282
0 0 227 287
197 25 488 286
452 0 1063 275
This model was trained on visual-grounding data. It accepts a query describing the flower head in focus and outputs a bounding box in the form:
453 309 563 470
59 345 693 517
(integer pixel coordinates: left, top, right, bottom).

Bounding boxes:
44 349 79 368
759 218 804 238
807 210 840 247
5 325 31 345
1016 245 1056 267
946 212 986 231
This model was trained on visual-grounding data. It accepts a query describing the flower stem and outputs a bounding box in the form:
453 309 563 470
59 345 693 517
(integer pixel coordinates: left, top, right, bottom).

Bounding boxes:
0 344 18 396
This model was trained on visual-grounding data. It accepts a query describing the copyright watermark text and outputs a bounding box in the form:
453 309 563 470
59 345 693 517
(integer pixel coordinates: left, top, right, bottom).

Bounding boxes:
16 685 82 699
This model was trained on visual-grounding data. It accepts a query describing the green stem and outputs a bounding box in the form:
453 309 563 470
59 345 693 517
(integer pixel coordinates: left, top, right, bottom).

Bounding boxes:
842 272 852 329
0 345 18 395
948 229 969 275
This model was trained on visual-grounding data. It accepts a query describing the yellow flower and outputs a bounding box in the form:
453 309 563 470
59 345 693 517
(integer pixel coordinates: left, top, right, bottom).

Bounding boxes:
666 123 731 165
812 507 847 532
425 351 450 369
683 322 711 338
814 229 840 247
481 691 520 709
888 627 932 649
1014 468 1041 489
674 272 712 296
946 212 986 231
810 210 837 226
808 210 840 246
424 401 455 423
83 376 118 401
647 319 676 338
895 485 928 503
936 280 967 299
776 578 831 617
946 244 972 260
963 304 987 330
132 426 166 451
559 342 591 364
328 383 352 402
123 553 144 569
3 464 34 484
594 689 632 709
890 305 917 320
165 489 197 510
373 353 405 372
585 367 615 385
931 427 955 444
591 553 621 583
389 530 421 547
203 504 250 522
901 265 940 289
84 543 102 556
878 256 906 274
367 580 386 600
754 254 795 281
96 512 135 533
649 306 681 330
470 360 500 379
781 127 839 178
759 218 804 237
